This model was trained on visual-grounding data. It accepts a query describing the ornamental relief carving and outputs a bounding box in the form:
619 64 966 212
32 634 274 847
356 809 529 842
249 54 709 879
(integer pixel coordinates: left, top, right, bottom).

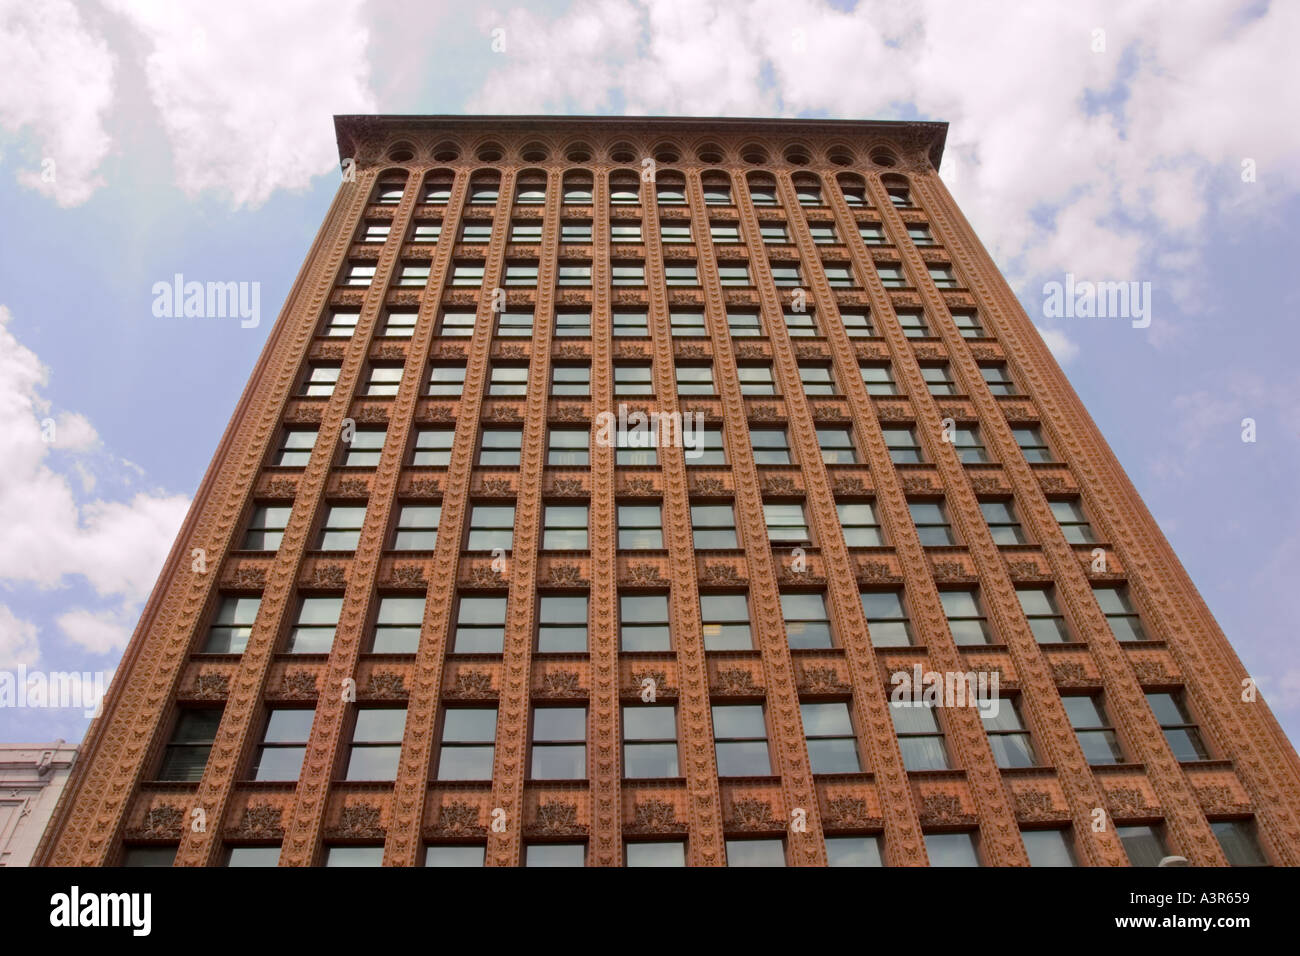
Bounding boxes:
309 564 348 589
1013 789 1060 822
408 478 441 496
233 804 284 838
529 802 586 836
365 671 408 698
446 670 495 698
625 564 666 586
824 796 880 829
436 801 487 835
728 799 782 831
227 566 266 590
629 799 682 833
192 672 230 699
281 671 319 699
129 806 185 839
799 666 850 694
626 670 676 697
919 793 976 827
715 668 762 695
331 804 385 838
539 670 585 697
546 564 589 587
701 563 746 586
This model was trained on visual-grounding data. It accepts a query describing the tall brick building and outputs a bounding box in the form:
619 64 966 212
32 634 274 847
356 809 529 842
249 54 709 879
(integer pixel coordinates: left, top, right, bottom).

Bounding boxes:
36 116 1300 867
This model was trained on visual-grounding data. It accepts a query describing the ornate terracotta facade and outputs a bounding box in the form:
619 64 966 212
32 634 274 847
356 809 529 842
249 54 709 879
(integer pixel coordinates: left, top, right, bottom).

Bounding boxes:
34 116 1300 867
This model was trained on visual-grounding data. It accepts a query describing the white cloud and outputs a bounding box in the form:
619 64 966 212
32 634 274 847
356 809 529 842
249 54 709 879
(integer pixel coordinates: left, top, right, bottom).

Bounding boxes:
0 305 190 606
1037 327 1080 365
0 0 116 205
0 604 40 669
103 0 378 207
466 0 1300 293
57 606 134 656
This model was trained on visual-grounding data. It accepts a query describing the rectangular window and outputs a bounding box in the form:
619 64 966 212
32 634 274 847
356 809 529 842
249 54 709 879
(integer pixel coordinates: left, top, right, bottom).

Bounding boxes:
838 501 882 547
610 222 642 243
398 263 430 286
364 364 404 397
713 704 771 776
496 312 534 337
375 181 405 204
620 594 670 651
1022 829 1077 867
560 221 592 243
524 844 585 867
1017 587 1071 643
451 262 485 287
372 595 425 653
770 265 801 287
1212 821 1269 867
157 710 221 781
1146 692 1210 761
980 364 1017 395
700 593 751 650
952 310 983 337
694 427 727 465
555 310 591 337
782 592 832 649
383 311 417 337
858 222 885 244
727 839 785 867
1052 499 1096 543
478 429 522 466
344 263 375 287
1013 426 1053 463
809 225 837 244
826 836 884 867
558 263 593 286
884 426 922 463
727 310 762 336
702 183 731 205
547 428 589 466
749 183 777 205
760 224 788 244
941 589 991 645
318 505 366 550
324 310 359 337
618 504 663 549
981 500 1027 544
454 595 506 653
921 363 957 396
877 264 906 288
983 698 1037 768
751 428 791 465
623 705 679 778
886 185 911 207
656 185 686 205
342 428 385 467
439 310 476 337
907 224 935 246
862 590 912 647
839 310 873 338
795 184 822 206
551 364 590 396
710 223 740 244
664 263 699 286
800 363 836 395
824 266 856 288
411 221 441 242
510 221 542 243
616 431 657 467
428 364 467 395
782 310 818 337
861 363 898 395
817 427 857 464
614 363 654 395
301 363 340 397
1095 586 1147 641
610 263 644 286
613 311 649 337
226 846 281 867
205 595 260 653
411 428 453 466
243 505 290 551
896 310 929 337
910 500 955 546
543 504 589 550
252 709 314 781
692 503 738 548
514 182 545 204
436 708 497 780
345 708 406 780
531 707 587 779
488 363 528 397
288 595 342 653
670 310 707 336
891 702 949 770
460 221 493 243
1063 695 1124 764
802 701 861 773
717 265 751 286
392 504 439 551
1118 825 1170 867
467 505 514 551
675 363 714 394
952 425 989 464
928 265 958 288
764 502 809 544
660 225 692 244
538 594 588 653
738 364 775 395
423 182 451 204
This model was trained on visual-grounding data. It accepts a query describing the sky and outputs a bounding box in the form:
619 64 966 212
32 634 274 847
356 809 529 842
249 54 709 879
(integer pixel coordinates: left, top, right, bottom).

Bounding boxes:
1 0 1298 750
